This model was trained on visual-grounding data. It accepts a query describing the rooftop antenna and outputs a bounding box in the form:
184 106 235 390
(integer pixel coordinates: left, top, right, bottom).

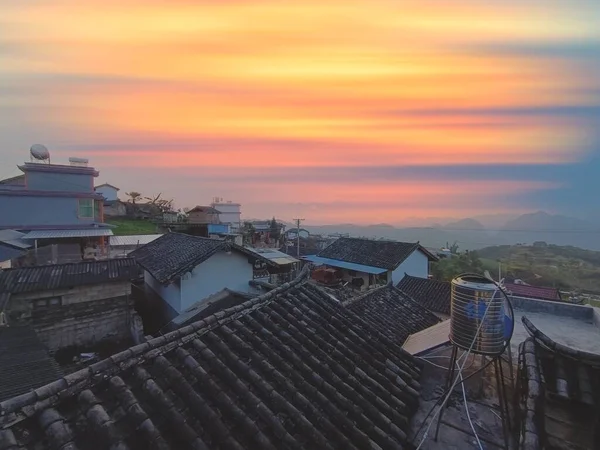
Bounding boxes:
293 218 305 258
30 144 50 164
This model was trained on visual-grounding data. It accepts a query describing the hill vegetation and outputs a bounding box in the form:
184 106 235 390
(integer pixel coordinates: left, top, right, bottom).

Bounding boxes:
477 243 600 292
105 218 158 235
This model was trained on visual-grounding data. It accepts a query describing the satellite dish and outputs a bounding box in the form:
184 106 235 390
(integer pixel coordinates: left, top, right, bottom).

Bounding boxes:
30 144 50 162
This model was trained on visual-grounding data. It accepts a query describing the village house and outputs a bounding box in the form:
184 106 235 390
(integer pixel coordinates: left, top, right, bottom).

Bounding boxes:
0 268 425 449
186 205 221 224
235 245 300 285
210 198 242 232
0 258 142 352
0 150 113 261
305 237 438 289
397 274 452 318
503 279 563 302
0 265 599 449
94 183 119 202
130 232 255 315
95 183 127 217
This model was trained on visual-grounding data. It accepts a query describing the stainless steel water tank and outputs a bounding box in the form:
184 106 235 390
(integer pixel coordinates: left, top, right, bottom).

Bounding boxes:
450 275 505 355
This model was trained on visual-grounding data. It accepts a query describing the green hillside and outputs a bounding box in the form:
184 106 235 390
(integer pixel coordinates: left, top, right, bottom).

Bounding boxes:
477 244 600 292
105 218 158 235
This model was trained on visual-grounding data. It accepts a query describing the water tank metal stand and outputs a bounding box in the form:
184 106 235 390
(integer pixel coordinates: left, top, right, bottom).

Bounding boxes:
433 345 512 450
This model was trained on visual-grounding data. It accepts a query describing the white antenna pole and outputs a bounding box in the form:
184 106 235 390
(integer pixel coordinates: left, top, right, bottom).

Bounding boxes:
293 218 305 258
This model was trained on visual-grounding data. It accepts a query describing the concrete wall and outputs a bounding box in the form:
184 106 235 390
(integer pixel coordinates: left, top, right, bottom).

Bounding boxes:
510 295 595 321
392 250 429 283
96 185 118 201
6 281 136 352
27 171 94 192
180 251 253 311
145 271 182 313
0 195 101 228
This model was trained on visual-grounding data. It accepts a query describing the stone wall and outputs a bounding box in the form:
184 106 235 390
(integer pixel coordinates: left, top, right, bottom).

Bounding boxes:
6 281 138 352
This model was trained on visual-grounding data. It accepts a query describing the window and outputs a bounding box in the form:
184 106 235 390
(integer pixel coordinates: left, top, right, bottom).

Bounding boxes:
94 200 101 218
78 199 94 218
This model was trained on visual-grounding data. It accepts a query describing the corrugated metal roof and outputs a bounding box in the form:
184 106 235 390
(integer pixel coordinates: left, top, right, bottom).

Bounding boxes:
24 228 114 239
109 234 163 247
0 230 31 249
0 258 140 294
303 255 387 275
246 247 299 265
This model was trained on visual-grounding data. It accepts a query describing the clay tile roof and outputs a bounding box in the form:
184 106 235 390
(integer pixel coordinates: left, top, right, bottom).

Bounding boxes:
503 282 562 302
130 233 228 284
317 237 437 270
0 326 63 402
0 258 139 294
396 275 451 315
517 317 600 450
343 284 441 344
0 269 423 450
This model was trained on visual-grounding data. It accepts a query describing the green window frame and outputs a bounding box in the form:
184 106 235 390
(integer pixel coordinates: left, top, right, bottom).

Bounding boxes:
78 199 94 218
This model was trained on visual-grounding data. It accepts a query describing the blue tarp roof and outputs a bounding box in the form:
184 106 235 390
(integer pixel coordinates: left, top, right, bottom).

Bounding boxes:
303 255 387 275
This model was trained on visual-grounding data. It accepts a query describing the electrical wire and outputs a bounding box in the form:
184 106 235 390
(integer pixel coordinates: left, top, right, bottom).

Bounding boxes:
416 351 483 449
457 362 483 450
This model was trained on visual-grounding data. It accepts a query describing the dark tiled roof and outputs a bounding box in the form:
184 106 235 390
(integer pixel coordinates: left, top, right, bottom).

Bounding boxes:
343 285 441 344
504 282 562 302
0 326 63 402
130 233 228 284
396 275 451 315
0 258 139 294
0 244 25 263
317 237 436 270
188 205 220 214
517 317 600 450
163 288 256 332
0 271 423 450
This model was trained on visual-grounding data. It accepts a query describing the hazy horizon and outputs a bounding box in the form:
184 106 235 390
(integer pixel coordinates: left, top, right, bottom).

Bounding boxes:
1 0 599 223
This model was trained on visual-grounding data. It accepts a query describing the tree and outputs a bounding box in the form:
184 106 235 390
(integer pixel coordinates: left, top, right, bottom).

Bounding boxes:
269 217 281 241
431 250 484 281
125 192 142 204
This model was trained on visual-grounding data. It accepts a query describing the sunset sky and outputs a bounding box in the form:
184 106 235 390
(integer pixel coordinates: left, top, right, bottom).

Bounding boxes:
1 0 599 224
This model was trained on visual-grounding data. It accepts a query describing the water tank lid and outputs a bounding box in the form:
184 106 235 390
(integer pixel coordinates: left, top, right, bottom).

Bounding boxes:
452 275 497 290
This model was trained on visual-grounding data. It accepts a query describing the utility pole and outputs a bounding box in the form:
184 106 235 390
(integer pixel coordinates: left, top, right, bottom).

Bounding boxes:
293 218 304 259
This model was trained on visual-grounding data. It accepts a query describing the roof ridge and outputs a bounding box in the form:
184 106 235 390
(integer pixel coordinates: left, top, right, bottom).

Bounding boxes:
341 284 391 307
0 267 312 422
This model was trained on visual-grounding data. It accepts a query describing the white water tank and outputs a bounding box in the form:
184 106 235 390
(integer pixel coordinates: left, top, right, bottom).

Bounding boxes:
450 275 506 355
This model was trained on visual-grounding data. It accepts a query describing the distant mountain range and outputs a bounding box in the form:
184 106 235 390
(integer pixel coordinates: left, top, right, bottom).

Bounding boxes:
299 211 600 252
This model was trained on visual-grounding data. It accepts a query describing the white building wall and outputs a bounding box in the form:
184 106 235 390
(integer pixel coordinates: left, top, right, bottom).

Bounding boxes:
391 250 429 283
145 271 182 313
95 185 119 201
179 251 253 311
212 202 242 231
